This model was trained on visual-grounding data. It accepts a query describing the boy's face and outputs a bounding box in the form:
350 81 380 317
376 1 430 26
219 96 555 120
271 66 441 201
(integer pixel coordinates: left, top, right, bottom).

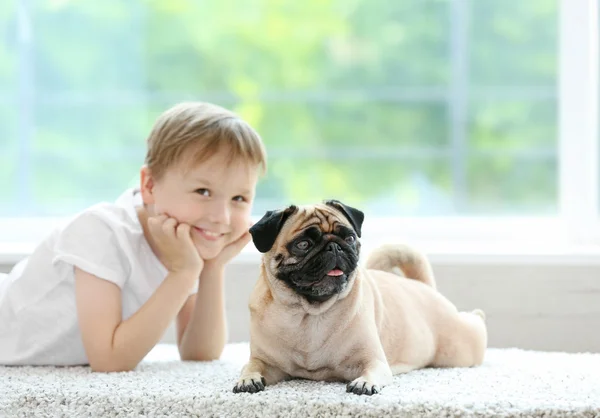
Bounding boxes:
141 148 258 260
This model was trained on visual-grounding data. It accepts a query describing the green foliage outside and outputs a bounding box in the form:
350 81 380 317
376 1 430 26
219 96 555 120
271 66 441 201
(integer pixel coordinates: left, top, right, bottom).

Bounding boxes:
0 0 558 217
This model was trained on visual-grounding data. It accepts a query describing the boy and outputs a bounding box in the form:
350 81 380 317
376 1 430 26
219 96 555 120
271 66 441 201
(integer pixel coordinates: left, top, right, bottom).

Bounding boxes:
0 102 266 371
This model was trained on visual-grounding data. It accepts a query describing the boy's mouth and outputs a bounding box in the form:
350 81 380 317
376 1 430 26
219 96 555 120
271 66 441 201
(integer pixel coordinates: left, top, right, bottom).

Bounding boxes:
193 226 224 241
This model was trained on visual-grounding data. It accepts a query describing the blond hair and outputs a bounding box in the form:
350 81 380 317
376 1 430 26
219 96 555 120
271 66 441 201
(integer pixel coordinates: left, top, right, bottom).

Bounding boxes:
144 102 267 180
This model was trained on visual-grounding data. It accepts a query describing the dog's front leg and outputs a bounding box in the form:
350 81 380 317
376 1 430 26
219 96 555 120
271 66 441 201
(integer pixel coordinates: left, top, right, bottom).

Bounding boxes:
346 357 392 396
233 357 289 394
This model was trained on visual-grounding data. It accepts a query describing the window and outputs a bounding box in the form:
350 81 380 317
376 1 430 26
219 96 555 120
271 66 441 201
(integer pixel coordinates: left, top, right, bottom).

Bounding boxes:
0 0 598 252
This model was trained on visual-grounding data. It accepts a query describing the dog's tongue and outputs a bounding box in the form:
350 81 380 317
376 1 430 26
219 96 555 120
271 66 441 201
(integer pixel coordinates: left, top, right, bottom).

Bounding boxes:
327 269 344 277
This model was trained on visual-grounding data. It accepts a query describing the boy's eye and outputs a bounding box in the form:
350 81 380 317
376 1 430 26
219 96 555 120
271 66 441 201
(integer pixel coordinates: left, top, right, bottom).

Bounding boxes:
232 196 247 202
195 188 210 197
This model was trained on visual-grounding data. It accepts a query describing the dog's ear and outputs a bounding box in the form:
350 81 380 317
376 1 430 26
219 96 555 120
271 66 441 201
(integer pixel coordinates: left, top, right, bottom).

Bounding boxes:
250 205 298 253
324 200 364 238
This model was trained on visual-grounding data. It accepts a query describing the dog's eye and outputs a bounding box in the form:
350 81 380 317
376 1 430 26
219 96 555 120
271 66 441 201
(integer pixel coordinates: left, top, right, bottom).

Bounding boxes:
345 235 356 244
296 240 311 250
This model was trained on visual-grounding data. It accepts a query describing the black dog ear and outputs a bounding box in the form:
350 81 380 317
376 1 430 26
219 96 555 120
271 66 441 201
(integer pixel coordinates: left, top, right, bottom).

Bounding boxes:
324 199 364 238
249 205 298 253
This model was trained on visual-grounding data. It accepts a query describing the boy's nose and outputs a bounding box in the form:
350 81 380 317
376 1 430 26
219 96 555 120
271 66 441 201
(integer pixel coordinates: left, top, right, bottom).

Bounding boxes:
207 199 230 225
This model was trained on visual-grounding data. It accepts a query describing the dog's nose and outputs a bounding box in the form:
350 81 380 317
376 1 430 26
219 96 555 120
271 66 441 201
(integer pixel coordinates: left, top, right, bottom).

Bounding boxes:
326 242 342 252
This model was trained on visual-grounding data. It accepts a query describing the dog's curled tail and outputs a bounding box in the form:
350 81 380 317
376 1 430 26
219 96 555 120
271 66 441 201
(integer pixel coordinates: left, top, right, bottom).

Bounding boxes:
364 244 437 290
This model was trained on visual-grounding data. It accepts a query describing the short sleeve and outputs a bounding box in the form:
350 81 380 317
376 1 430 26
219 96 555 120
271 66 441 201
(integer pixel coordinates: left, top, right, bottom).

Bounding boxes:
52 211 131 288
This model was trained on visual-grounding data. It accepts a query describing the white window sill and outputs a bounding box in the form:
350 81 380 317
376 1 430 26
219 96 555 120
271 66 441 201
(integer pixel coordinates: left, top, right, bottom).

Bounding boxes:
4 240 600 267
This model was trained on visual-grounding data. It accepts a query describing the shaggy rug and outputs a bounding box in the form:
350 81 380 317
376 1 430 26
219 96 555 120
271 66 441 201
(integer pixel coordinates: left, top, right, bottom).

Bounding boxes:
1 343 599 417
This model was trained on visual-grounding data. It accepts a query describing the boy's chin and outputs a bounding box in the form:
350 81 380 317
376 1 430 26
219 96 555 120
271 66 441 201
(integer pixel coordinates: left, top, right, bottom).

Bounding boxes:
195 245 223 262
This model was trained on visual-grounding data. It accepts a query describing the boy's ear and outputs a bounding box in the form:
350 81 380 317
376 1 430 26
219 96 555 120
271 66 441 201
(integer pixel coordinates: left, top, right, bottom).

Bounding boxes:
324 199 364 238
140 165 156 205
250 205 298 253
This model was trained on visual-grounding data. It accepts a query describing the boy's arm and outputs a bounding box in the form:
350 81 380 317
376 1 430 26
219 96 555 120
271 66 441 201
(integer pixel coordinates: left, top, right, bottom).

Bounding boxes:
76 214 202 372
177 265 227 361
177 230 251 361
75 266 197 372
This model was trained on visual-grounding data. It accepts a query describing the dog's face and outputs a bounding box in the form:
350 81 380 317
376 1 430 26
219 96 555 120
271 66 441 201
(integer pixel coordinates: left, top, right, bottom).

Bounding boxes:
250 200 364 303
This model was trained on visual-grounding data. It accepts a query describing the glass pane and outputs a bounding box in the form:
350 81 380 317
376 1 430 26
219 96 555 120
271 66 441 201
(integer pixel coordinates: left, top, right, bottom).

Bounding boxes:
0 1 18 216
467 100 557 214
0 0 558 217
468 0 558 214
0 104 17 216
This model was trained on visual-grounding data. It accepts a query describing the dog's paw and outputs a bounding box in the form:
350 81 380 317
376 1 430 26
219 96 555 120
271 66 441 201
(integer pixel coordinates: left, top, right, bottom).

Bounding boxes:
346 377 382 395
233 374 266 394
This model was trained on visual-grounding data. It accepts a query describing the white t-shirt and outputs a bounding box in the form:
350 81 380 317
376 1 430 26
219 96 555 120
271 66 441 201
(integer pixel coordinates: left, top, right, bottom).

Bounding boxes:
0 189 193 366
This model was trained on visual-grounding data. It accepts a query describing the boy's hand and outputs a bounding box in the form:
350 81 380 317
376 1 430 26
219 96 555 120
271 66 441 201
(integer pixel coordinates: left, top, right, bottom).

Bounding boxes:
204 229 252 272
147 214 204 277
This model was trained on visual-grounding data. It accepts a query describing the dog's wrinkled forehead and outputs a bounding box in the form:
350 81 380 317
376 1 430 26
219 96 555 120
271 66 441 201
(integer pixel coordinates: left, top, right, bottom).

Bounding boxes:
249 200 365 254
288 204 351 236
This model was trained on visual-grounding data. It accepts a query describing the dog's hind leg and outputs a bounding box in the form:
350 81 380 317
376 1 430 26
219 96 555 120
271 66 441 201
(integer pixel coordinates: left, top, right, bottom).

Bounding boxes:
431 309 487 368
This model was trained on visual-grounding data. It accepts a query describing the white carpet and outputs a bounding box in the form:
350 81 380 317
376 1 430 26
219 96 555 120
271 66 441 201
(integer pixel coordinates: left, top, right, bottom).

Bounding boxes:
1 343 600 418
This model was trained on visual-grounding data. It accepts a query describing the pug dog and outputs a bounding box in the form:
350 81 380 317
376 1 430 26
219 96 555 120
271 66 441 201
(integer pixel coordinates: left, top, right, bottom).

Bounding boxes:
233 200 487 395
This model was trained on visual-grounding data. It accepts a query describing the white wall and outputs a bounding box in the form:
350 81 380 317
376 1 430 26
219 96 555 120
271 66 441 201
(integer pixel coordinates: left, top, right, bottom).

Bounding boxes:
175 259 600 353
3 258 599 353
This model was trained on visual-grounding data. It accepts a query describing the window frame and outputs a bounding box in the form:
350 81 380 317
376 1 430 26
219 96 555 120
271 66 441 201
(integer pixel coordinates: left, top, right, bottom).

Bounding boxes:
558 0 600 247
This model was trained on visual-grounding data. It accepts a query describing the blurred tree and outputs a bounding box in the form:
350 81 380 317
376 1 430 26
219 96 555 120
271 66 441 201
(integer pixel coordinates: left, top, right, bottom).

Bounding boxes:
0 0 558 217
